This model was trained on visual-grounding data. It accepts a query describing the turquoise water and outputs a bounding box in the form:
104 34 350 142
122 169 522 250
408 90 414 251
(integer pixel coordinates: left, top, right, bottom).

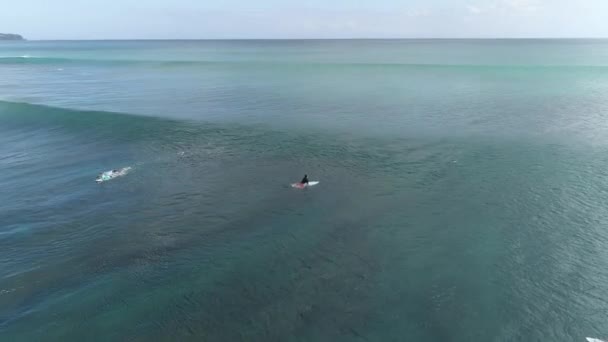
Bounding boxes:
2 40 608 341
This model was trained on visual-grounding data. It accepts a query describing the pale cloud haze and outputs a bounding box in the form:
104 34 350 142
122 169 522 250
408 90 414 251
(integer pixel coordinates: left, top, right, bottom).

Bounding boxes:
1 0 608 39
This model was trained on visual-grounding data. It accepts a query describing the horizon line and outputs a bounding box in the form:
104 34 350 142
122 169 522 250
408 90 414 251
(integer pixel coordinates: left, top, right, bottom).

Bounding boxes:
15 37 608 42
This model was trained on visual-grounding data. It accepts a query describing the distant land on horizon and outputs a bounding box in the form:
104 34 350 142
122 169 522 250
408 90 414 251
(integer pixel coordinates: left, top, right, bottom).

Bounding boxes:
0 33 25 40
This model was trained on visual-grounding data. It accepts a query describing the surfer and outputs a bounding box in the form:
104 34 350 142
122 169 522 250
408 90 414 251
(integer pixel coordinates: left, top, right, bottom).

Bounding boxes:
300 174 309 185
97 169 118 181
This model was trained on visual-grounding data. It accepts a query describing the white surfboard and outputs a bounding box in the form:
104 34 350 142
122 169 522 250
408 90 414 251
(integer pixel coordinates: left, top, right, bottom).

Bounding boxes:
96 167 132 183
587 338 606 342
291 181 319 189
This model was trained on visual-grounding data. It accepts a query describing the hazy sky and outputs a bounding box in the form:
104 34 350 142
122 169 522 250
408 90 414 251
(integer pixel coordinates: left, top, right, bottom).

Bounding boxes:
2 0 608 39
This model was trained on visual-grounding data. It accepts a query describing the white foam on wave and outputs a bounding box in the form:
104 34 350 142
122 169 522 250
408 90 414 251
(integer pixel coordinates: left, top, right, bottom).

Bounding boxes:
0 55 35 59
0 288 16 295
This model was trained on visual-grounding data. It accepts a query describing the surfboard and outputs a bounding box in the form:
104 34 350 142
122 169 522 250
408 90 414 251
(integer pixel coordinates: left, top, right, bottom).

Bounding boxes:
291 181 319 189
96 167 132 183
587 338 606 342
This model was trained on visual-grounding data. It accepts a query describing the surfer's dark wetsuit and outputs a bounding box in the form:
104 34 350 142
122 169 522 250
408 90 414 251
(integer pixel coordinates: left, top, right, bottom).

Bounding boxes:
301 175 309 185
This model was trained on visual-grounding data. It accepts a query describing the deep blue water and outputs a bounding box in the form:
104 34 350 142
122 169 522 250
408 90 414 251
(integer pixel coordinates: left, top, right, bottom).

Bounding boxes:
2 40 608 341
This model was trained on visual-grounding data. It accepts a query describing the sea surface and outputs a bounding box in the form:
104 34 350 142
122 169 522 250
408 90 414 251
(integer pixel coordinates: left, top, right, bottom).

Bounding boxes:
2 39 608 341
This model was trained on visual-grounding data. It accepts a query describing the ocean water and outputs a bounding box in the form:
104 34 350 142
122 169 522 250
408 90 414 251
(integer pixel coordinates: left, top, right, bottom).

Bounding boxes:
2 40 608 341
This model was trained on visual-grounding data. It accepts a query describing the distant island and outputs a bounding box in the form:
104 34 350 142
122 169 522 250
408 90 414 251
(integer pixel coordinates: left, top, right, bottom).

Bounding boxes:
0 33 25 41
